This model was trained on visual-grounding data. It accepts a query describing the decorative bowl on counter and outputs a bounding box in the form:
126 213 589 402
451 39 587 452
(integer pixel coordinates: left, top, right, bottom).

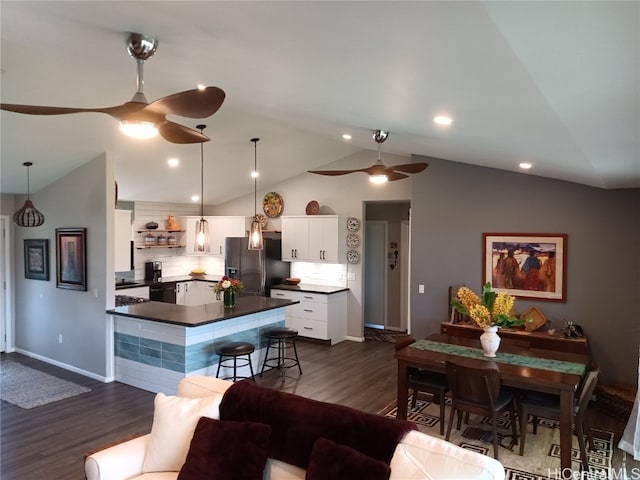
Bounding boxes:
146 221 159 230
285 277 301 285
190 269 206 277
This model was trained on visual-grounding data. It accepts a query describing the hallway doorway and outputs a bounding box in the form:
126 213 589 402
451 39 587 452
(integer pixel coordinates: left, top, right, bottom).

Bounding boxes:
363 201 410 332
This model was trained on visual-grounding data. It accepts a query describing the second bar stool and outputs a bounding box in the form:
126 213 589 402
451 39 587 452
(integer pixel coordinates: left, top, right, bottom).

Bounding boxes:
215 341 256 382
260 327 302 382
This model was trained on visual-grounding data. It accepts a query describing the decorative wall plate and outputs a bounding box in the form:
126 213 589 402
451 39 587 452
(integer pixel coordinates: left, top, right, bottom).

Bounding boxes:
305 200 320 215
263 192 284 218
347 217 361 232
346 233 360 248
347 249 361 264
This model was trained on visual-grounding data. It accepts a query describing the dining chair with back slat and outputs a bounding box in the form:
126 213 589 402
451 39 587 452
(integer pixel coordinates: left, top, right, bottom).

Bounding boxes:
518 361 600 470
444 359 519 461
395 335 449 435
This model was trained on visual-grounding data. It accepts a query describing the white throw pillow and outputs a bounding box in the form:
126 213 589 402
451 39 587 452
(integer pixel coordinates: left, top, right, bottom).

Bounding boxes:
142 392 222 473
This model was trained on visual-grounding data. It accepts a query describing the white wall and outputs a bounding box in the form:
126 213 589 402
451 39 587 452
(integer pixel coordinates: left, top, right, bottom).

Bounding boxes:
13 154 114 378
213 149 416 338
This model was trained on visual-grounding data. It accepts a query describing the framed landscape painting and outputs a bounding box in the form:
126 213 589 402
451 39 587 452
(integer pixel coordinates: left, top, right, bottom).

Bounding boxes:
24 239 49 281
56 228 87 291
483 233 567 302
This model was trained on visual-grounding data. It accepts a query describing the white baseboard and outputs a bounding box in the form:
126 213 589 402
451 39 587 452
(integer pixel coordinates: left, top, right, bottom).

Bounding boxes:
347 335 365 343
14 348 113 383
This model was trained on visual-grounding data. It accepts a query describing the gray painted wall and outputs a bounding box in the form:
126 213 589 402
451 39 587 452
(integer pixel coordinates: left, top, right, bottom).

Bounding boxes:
410 155 640 384
13 154 113 378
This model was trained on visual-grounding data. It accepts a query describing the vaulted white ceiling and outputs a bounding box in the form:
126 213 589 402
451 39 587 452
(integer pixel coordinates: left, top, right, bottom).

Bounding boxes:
1 1 638 205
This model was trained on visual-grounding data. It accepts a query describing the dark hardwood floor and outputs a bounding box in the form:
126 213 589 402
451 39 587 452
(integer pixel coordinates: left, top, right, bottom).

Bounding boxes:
1 338 397 480
1 338 630 480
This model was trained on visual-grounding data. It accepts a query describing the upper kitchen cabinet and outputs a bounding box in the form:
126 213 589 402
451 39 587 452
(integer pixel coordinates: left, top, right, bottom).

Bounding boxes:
114 209 133 271
182 216 247 256
281 216 347 263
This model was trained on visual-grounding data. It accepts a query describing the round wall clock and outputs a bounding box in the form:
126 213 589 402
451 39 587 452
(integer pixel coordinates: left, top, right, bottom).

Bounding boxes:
346 233 360 248
347 249 361 264
263 192 284 218
346 217 361 232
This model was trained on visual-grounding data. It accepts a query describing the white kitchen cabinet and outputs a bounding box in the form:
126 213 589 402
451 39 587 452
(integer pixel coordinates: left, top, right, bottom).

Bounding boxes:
270 289 347 344
175 281 190 305
182 216 247 256
281 216 347 263
114 209 133 272
177 280 217 306
281 216 309 261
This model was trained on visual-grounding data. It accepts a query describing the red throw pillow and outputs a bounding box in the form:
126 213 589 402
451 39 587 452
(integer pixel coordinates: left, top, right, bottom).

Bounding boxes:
177 417 271 480
305 437 391 480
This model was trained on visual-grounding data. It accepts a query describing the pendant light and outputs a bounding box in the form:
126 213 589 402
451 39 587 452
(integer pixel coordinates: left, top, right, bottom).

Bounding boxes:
194 124 210 253
13 162 45 227
248 137 264 250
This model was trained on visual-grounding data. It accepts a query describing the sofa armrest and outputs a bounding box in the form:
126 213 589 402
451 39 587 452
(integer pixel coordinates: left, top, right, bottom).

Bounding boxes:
84 433 150 480
390 430 505 480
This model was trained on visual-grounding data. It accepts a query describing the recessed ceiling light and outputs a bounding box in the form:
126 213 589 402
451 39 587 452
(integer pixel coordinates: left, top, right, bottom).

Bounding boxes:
342 133 352 140
191 195 199 202
197 84 206 90
434 116 453 126
519 162 532 170
167 158 179 167
251 171 259 178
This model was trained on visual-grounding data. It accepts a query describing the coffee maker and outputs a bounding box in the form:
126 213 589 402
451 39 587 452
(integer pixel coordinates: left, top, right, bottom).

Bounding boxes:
144 261 162 282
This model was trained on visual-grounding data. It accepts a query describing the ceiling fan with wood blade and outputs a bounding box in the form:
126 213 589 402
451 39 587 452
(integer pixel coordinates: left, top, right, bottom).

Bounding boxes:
0 33 225 144
308 130 428 183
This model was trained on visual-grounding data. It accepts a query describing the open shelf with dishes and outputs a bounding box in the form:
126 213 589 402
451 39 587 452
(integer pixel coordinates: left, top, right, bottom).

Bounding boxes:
135 229 186 249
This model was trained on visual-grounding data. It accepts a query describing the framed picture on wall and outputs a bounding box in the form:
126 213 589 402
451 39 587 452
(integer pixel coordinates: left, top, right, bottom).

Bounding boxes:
56 228 87 291
24 239 49 281
483 233 567 302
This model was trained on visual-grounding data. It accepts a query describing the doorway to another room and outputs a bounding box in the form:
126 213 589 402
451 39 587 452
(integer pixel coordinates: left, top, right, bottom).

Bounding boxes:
363 201 410 335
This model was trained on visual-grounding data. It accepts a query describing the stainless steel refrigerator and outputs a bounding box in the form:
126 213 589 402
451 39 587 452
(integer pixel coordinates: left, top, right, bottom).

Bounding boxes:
224 236 291 296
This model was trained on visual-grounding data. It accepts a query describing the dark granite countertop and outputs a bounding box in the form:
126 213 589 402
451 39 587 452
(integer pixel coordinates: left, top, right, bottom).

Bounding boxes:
271 283 349 294
107 295 298 327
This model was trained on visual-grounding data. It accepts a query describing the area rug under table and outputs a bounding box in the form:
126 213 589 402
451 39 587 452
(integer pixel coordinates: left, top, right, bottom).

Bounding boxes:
381 394 622 480
1 360 91 409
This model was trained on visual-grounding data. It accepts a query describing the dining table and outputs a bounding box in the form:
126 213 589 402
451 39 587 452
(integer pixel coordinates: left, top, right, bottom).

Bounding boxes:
395 333 589 477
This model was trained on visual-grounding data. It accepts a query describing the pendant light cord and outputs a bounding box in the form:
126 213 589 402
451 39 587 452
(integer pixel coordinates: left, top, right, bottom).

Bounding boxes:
251 138 260 219
197 125 206 218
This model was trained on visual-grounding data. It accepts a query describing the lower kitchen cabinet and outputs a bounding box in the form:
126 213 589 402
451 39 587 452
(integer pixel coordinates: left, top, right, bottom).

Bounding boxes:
270 288 347 344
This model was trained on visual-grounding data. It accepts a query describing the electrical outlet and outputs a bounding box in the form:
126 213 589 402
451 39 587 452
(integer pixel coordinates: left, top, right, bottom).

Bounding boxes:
347 273 355 281
418 284 425 293
58 334 63 344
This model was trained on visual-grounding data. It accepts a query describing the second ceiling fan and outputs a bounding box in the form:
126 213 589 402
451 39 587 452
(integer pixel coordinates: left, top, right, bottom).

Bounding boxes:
308 130 428 183
0 33 225 144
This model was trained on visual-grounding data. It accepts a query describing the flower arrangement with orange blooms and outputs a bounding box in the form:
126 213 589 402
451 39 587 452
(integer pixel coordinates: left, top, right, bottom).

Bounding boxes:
451 282 530 329
212 276 243 294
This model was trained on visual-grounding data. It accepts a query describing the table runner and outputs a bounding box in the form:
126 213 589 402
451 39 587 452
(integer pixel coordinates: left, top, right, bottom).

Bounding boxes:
409 339 585 376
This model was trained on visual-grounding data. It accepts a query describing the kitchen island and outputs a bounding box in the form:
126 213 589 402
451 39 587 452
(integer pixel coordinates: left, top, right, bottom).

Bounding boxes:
107 296 298 394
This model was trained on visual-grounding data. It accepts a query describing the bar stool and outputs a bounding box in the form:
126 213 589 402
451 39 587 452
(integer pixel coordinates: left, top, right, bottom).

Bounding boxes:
215 341 256 382
260 327 302 382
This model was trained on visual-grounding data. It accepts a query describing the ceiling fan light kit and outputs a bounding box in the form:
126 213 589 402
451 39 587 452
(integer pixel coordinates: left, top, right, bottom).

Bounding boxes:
307 129 428 182
0 32 225 145
119 120 159 139
13 162 45 227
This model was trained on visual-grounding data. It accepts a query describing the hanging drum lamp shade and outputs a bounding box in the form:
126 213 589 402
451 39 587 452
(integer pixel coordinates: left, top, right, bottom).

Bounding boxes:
13 162 45 227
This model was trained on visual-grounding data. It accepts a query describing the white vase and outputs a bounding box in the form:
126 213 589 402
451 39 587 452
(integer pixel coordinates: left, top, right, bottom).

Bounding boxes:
480 326 501 357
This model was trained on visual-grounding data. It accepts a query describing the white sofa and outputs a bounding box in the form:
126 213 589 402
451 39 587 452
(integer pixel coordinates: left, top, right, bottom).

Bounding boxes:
85 376 505 480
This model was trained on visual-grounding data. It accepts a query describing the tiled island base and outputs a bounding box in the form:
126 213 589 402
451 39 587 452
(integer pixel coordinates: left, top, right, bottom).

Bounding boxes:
112 308 285 394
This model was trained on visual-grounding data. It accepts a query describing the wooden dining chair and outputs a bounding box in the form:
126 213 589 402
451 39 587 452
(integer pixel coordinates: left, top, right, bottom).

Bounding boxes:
395 335 449 435
444 359 519 460
518 362 600 470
